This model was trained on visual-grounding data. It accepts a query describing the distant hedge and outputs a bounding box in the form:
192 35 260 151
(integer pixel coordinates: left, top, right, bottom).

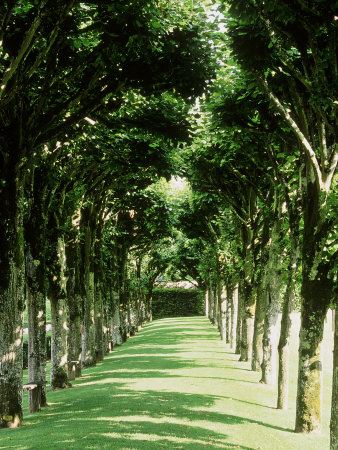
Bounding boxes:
152 288 205 319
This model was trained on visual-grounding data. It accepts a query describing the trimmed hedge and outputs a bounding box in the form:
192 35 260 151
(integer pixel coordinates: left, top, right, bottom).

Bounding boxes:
152 288 205 319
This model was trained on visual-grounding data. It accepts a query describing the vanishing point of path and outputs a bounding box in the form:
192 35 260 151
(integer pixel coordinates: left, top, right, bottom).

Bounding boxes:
0 317 331 449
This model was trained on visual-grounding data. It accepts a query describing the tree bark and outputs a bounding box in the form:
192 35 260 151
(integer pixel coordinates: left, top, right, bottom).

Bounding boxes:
277 239 299 409
260 290 280 384
94 221 105 362
94 282 104 361
27 288 47 407
240 303 256 362
82 268 96 366
24 167 49 407
205 289 209 317
295 299 327 432
0 177 25 428
260 213 283 384
81 205 96 367
295 163 334 432
68 312 82 379
50 295 68 389
240 223 256 362
111 296 123 346
235 281 243 355
49 236 69 389
251 283 265 371
66 231 82 379
208 287 214 323
230 284 239 351
220 288 227 341
225 286 232 343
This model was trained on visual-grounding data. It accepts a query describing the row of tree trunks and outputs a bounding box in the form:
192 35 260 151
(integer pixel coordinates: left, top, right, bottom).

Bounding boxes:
0 179 154 428
207 237 334 437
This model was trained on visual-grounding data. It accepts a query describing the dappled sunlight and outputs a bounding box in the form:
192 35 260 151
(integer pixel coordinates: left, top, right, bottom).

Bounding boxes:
101 430 231 448
1 351 16 363
60 353 68 367
4 317 331 450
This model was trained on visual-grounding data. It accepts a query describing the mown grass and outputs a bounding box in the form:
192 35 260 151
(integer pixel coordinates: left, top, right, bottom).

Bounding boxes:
1 315 333 449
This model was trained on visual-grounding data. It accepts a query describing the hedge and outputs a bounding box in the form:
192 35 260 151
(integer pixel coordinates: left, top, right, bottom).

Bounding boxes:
152 288 205 319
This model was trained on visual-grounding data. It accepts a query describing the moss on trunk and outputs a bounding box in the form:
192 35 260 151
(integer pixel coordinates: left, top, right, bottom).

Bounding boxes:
295 298 327 432
0 177 25 428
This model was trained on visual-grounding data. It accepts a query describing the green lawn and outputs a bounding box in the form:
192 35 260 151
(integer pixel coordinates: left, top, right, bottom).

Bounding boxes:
1 316 333 449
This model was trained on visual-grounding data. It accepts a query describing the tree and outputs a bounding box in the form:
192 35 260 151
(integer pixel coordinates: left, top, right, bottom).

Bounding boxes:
0 0 215 426
223 0 337 432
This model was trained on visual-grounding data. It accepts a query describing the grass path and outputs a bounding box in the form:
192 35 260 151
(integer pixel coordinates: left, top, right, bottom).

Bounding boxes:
0 316 332 449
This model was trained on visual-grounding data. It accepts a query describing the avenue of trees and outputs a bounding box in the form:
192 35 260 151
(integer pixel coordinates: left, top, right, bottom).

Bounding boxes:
0 1 337 448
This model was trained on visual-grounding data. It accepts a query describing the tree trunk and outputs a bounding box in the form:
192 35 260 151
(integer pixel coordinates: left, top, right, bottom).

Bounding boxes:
49 236 69 389
0 260 25 428
220 288 227 341
94 221 105 362
24 168 49 407
235 281 243 355
207 287 213 323
295 299 327 432
205 290 209 317
240 224 255 362
209 286 217 325
213 285 219 329
330 309 337 449
50 295 69 389
81 206 96 367
111 298 123 346
295 165 333 432
240 303 256 362
277 240 298 409
68 312 82 379
0 178 25 428
103 302 111 354
94 282 104 361
251 283 265 371
66 232 82 380
81 270 96 367
27 288 47 407
260 291 280 384
260 206 283 385
230 284 238 350
226 286 232 343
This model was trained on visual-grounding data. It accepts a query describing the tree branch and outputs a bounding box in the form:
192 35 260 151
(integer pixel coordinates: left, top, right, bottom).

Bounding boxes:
255 73 325 192
0 0 49 99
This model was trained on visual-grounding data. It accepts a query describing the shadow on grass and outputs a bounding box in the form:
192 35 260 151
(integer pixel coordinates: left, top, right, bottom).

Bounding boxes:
8 317 294 449
20 384 278 449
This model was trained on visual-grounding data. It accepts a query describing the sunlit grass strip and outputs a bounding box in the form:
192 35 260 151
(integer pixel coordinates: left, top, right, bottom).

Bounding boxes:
1 316 333 450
